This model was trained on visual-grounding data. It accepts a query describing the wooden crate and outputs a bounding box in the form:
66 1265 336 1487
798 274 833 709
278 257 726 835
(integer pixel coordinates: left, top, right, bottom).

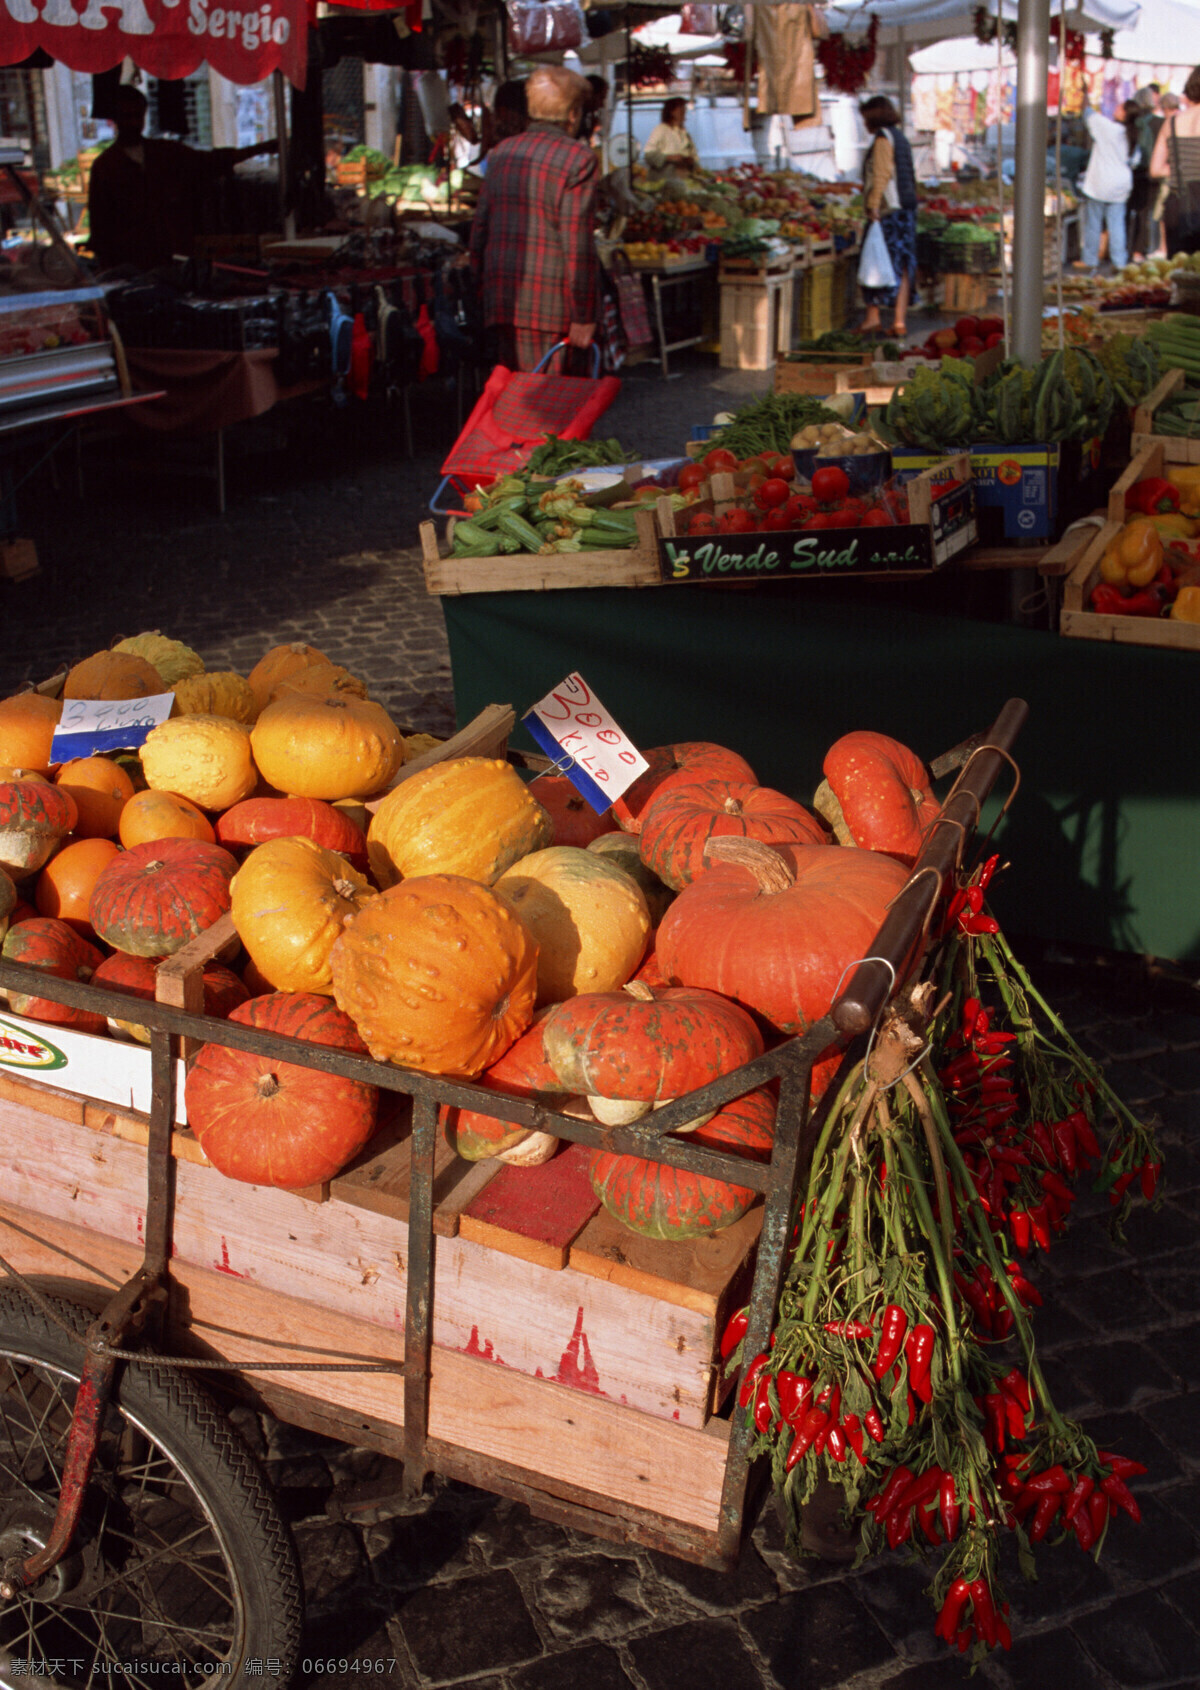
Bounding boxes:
941 274 991 314
421 509 661 594
773 355 875 397
1131 367 1200 462
1061 518 1200 648
1105 436 1188 524
794 261 836 343
719 270 794 371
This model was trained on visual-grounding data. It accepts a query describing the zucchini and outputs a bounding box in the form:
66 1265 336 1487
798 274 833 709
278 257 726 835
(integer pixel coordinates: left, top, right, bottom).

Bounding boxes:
451 519 499 552
497 509 546 552
467 495 528 532
577 527 635 549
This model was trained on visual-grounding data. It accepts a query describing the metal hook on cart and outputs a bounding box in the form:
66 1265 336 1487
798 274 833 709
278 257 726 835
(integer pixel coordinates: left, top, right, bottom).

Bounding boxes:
831 954 897 1072
948 742 1023 871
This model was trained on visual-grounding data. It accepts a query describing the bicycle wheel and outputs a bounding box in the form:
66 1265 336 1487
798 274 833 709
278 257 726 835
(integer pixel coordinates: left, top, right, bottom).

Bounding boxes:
0 1287 303 1688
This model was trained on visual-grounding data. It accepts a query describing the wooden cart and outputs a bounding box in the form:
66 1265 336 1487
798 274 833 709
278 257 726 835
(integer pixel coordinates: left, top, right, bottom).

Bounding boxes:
0 700 1027 1682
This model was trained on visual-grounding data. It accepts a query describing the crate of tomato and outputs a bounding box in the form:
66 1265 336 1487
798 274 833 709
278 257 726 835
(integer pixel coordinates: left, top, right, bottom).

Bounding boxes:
654 450 977 585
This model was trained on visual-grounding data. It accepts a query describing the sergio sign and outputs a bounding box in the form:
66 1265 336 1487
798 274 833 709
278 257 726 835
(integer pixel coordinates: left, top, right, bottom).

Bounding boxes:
0 0 307 88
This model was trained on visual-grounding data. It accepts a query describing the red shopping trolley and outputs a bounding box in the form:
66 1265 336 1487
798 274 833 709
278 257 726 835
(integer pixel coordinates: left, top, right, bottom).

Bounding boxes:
429 341 621 514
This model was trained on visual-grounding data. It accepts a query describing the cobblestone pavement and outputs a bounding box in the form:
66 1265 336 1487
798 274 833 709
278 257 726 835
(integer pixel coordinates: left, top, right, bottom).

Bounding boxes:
0 352 765 730
2 349 1197 1688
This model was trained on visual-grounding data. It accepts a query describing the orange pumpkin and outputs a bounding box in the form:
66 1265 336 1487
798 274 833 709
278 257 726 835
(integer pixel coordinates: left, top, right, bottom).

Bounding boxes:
245 642 330 716
185 993 379 1188
35 837 120 935
1 917 106 1032
0 692 62 775
119 788 216 848
250 694 404 802
63 650 165 700
330 874 538 1076
268 662 369 704
367 758 552 889
55 756 135 839
231 835 375 995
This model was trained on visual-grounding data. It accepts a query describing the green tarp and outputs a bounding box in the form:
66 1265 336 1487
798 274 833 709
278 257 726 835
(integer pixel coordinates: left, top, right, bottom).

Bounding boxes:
441 582 1200 961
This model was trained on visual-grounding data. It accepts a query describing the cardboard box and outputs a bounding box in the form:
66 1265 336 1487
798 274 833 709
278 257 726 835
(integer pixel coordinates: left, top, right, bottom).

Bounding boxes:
892 438 1102 543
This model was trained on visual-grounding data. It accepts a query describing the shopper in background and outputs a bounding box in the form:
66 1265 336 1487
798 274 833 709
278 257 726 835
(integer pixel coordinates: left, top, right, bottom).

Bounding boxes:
645 98 699 172
1150 91 1181 253
858 95 918 340
1080 100 1135 273
469 66 598 371
1151 67 1200 257
583 75 609 146
480 80 528 160
88 84 277 273
1129 87 1164 259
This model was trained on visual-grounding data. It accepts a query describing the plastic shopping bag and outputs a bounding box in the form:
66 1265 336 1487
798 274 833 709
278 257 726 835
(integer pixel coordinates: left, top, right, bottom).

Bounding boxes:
858 220 897 292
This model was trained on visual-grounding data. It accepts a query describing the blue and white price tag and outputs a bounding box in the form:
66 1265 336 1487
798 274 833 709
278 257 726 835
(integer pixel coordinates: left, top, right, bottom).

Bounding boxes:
523 673 648 814
51 693 174 761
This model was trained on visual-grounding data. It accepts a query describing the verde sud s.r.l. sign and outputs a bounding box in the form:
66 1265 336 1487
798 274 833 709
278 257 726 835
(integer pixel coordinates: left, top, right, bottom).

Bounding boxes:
656 526 935 584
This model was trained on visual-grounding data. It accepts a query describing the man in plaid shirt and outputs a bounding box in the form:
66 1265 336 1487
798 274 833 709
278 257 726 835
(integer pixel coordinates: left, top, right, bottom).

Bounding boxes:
470 67 598 371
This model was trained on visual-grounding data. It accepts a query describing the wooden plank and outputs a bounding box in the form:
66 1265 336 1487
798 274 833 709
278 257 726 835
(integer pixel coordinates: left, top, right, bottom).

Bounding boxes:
458 1142 600 1271
1062 520 1120 613
1131 430 1200 464
368 703 516 807
1061 604 1200 648
1107 439 1163 524
82 1098 210 1166
330 1095 502 1236
570 1204 763 1318
0 1099 724 1427
0 1200 728 1535
0 1069 83 1123
1133 366 1185 436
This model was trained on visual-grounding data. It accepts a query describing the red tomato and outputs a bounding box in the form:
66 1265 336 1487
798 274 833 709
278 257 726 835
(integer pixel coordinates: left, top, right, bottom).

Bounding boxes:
959 337 985 355
678 462 707 493
954 316 981 340
785 494 816 523
985 332 1004 350
833 507 862 528
811 466 851 504
861 508 893 527
768 456 796 481
688 510 718 535
753 477 790 511
803 512 840 530
718 507 757 534
761 508 793 531
703 448 739 473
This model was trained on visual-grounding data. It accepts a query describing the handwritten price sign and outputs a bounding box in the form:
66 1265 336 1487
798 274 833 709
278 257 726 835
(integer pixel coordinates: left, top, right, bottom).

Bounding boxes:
523 674 648 814
52 694 175 760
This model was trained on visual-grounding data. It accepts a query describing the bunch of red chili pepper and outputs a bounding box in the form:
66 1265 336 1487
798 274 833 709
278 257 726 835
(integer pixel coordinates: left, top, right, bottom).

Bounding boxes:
727 860 1162 1660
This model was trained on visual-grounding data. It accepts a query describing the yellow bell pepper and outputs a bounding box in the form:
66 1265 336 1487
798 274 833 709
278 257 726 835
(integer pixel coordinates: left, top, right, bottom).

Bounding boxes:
1148 513 1199 541
1099 518 1165 589
1179 491 1200 519
1166 465 1200 492
1170 584 1200 623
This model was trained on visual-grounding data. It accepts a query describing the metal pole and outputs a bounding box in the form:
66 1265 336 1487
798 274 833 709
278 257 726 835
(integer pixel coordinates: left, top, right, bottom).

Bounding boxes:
1012 0 1050 364
272 69 296 242
897 27 906 130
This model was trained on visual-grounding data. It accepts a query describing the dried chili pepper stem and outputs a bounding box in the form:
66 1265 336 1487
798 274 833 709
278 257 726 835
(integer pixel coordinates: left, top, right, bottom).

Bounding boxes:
901 1067 956 1271
890 1128 962 1379
795 1062 869 1265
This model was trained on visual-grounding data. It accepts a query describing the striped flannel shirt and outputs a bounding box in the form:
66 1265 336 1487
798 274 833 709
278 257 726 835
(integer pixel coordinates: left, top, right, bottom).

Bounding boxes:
470 121 598 337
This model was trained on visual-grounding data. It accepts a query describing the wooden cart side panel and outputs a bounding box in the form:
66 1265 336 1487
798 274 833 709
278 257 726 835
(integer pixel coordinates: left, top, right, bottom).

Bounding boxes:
1107 439 1163 524
0 1098 724 1429
0 1201 728 1536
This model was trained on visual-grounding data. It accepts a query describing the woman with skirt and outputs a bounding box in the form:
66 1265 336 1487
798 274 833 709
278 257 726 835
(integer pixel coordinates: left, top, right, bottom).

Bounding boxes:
859 96 919 339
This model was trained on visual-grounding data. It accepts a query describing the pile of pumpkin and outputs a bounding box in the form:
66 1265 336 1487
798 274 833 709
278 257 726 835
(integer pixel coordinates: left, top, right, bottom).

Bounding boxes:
0 631 941 1243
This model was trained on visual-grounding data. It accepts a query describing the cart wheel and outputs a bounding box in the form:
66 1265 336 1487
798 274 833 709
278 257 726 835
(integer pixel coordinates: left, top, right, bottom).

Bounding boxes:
0 1287 303 1688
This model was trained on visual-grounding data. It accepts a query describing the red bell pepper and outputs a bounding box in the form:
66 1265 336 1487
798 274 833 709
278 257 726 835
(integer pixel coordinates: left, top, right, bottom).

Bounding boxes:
1126 476 1181 515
